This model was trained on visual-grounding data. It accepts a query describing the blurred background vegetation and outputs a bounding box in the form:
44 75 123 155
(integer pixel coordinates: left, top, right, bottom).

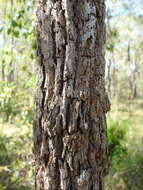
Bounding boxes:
0 0 143 189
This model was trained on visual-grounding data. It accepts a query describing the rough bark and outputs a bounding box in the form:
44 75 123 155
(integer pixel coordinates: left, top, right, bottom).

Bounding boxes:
33 0 110 190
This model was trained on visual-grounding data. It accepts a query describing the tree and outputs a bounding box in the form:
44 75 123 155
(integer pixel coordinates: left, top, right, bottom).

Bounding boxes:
33 0 110 189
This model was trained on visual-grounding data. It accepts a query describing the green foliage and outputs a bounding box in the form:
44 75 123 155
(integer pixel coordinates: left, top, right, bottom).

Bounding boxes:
106 27 119 52
106 100 143 190
108 118 128 162
123 148 143 190
0 0 36 189
0 82 21 121
0 135 11 165
106 137 143 190
0 80 35 124
0 124 34 190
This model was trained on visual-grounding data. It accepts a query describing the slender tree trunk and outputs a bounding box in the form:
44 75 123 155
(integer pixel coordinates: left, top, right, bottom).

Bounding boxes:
34 0 110 190
2 60 5 81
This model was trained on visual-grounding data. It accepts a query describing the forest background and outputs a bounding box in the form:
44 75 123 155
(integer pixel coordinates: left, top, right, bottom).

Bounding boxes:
0 0 143 189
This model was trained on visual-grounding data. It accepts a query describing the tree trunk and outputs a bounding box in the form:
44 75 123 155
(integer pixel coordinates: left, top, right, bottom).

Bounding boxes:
33 0 110 190
2 59 5 81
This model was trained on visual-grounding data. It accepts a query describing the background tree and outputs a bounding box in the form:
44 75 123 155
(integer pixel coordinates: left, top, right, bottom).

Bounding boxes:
34 0 110 189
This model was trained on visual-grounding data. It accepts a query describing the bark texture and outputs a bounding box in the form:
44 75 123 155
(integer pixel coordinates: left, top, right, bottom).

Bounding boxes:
34 0 110 190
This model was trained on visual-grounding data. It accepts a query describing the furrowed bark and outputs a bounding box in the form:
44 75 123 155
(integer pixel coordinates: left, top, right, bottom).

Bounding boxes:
33 0 110 190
